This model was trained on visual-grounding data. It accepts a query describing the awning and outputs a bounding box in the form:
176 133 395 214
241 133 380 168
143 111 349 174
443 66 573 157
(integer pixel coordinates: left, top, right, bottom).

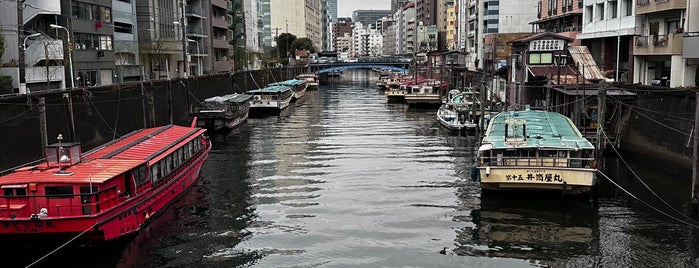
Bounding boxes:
568 46 606 80
528 65 577 77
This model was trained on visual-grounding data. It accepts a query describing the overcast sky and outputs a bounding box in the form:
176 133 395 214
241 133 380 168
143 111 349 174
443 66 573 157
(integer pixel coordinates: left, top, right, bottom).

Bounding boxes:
337 0 391 18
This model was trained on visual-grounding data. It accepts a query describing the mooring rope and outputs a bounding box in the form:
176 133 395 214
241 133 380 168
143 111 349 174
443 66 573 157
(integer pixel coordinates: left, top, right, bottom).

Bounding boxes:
25 222 100 267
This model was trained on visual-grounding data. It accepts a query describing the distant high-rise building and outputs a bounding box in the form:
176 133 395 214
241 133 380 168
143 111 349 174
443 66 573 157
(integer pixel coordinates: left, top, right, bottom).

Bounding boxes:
271 0 323 51
352 10 392 26
391 0 411 12
326 0 338 20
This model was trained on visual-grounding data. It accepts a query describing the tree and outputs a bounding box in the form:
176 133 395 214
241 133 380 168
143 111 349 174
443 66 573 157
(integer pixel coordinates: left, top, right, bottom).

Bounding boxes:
0 30 5 63
291 38 315 53
228 0 246 71
276 33 296 60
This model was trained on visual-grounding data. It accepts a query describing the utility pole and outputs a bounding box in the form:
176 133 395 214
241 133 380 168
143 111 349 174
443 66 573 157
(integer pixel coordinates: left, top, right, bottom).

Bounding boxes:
17 0 27 94
273 27 281 59
546 75 552 111
180 0 188 78
596 80 608 161
693 91 699 204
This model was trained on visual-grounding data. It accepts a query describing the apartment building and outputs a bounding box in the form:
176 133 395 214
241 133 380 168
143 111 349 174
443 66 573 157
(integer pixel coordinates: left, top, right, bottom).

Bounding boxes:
578 0 639 83
633 0 696 87
113 0 142 83
270 0 322 51
532 0 584 45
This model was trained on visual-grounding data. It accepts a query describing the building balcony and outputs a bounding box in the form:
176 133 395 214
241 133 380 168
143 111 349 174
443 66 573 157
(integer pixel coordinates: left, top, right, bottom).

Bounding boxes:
211 0 228 8
213 60 231 73
636 0 686 15
25 66 64 84
187 27 208 38
212 17 228 29
213 38 229 48
185 6 204 18
683 33 699 59
634 34 683 55
25 39 64 66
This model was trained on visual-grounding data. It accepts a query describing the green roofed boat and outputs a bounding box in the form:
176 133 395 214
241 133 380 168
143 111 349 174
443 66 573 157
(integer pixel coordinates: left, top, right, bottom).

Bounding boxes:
475 108 597 195
269 79 307 102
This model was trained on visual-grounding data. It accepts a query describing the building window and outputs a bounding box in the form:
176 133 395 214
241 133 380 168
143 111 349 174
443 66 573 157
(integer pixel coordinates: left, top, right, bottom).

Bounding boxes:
609 0 618 19
76 70 97 87
71 2 111 22
114 22 133 34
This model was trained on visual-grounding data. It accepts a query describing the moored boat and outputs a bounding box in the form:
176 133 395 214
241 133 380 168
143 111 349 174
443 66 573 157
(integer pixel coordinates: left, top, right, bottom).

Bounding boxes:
269 79 307 102
191 93 252 133
247 85 294 116
0 122 211 242
404 79 446 107
296 73 319 90
476 108 597 194
436 90 477 132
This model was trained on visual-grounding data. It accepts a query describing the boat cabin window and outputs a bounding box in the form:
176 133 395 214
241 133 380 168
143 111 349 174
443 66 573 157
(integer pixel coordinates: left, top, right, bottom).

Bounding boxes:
539 150 566 157
134 165 147 185
3 187 27 196
45 186 74 196
151 163 161 183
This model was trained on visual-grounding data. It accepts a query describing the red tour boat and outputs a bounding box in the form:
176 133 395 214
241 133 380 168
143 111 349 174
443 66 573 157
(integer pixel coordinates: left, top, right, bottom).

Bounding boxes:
0 121 211 242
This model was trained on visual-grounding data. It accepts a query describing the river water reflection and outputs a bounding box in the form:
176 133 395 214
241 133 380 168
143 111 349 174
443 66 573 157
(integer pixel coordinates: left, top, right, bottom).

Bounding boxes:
10 69 699 268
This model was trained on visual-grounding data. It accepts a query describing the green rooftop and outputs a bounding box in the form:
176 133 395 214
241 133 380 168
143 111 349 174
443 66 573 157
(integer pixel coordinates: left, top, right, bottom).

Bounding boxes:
482 110 594 150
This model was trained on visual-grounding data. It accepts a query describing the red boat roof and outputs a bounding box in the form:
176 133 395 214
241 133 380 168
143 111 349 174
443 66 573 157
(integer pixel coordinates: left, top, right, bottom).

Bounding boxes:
1 159 144 185
1 124 206 185
86 125 205 164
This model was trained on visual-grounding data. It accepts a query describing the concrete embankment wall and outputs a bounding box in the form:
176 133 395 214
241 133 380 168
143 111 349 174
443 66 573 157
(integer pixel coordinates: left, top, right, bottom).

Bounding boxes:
619 89 695 177
0 68 304 171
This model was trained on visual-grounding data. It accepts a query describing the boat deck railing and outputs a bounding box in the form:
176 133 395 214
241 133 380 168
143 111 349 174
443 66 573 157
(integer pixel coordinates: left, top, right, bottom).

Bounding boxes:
479 156 595 168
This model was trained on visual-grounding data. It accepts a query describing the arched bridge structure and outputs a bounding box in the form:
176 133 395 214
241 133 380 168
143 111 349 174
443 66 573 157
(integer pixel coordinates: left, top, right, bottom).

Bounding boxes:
311 62 411 74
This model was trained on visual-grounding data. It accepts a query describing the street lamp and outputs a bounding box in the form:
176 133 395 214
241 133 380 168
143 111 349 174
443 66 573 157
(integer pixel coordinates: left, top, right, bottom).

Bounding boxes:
23 33 41 50
49 24 74 89
187 39 201 76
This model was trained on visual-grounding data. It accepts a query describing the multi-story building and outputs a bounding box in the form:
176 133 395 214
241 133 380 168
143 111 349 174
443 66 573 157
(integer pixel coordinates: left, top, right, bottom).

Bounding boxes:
185 0 209 76
352 10 393 27
270 0 323 51
578 0 639 83
211 0 232 73
113 0 142 83
402 2 417 55
446 5 456 50
383 19 397 55
392 0 412 12
260 0 273 48
64 0 116 87
137 0 187 79
353 23 383 56
333 17 353 52
242 0 261 69
436 0 454 50
633 0 696 87
532 0 584 45
326 0 337 21
416 0 437 27
335 33 353 57
1 0 66 93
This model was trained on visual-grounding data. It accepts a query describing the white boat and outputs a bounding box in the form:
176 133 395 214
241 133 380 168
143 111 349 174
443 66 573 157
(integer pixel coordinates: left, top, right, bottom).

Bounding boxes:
296 73 319 90
270 79 307 102
436 90 477 132
476 108 597 195
247 85 293 115
404 79 445 107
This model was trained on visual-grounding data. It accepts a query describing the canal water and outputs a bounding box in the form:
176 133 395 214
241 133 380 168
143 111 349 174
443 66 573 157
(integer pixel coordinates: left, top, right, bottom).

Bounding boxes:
10 69 699 268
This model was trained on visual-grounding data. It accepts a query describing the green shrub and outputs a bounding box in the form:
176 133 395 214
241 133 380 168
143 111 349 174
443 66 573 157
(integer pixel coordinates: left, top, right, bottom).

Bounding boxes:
0 76 13 94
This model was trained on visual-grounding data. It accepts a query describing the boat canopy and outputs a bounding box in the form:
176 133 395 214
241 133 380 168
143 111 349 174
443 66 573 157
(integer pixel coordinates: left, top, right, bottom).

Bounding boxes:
481 109 594 150
247 85 291 94
269 79 305 86
204 93 252 104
